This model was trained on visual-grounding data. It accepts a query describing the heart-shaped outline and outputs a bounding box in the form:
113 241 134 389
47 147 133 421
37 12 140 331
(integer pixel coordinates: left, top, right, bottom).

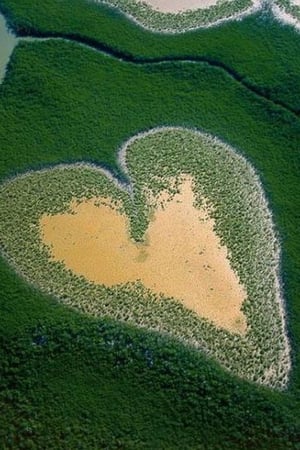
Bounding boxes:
0 127 290 389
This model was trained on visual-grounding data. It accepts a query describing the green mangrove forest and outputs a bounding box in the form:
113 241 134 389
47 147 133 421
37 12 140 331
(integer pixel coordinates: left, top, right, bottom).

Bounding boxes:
0 0 299 448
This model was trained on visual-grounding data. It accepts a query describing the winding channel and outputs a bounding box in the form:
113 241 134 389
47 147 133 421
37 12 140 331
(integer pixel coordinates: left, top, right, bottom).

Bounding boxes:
0 11 299 120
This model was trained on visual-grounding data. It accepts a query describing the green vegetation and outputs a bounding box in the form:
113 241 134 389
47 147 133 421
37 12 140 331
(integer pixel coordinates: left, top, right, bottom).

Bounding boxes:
1 311 299 449
0 1 299 447
0 129 290 388
275 0 300 21
91 0 255 32
1 0 300 113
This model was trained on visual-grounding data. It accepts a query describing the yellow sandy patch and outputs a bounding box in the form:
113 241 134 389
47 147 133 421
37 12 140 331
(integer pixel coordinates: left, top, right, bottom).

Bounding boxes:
137 0 222 13
40 177 247 334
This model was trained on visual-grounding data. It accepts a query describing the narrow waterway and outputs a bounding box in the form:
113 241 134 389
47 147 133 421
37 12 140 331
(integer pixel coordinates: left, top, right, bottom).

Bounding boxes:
0 12 18 84
0 12 298 119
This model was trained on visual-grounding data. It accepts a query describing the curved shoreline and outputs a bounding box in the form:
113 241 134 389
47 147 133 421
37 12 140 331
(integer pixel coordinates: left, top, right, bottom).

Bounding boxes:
272 2 300 31
92 0 263 33
94 0 300 33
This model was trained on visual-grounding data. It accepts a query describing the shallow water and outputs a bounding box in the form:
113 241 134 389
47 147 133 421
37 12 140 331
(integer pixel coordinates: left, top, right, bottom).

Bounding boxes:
40 177 247 334
0 12 18 84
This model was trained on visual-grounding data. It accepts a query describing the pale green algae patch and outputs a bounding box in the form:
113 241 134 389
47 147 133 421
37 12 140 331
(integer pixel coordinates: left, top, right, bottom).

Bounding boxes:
0 128 290 388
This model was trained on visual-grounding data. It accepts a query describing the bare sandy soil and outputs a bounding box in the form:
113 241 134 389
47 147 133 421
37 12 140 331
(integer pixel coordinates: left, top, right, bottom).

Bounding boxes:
137 0 222 13
40 177 247 334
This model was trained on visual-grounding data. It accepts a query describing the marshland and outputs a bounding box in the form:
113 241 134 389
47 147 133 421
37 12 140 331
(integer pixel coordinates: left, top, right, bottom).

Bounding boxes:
0 1 299 448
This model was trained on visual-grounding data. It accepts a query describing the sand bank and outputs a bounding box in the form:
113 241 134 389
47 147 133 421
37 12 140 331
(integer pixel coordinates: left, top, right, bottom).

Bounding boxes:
137 0 221 13
40 177 247 334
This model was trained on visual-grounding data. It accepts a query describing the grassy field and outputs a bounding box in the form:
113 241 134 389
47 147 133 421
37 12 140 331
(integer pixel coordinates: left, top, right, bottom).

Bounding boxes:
0 0 300 448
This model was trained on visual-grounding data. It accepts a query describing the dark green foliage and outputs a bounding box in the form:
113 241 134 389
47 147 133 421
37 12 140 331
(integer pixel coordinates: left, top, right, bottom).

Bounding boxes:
0 309 299 449
1 0 300 112
0 1 299 447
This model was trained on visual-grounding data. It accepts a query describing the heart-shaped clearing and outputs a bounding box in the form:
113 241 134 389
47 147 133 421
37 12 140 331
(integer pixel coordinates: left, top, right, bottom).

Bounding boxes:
0 127 290 388
40 176 247 334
